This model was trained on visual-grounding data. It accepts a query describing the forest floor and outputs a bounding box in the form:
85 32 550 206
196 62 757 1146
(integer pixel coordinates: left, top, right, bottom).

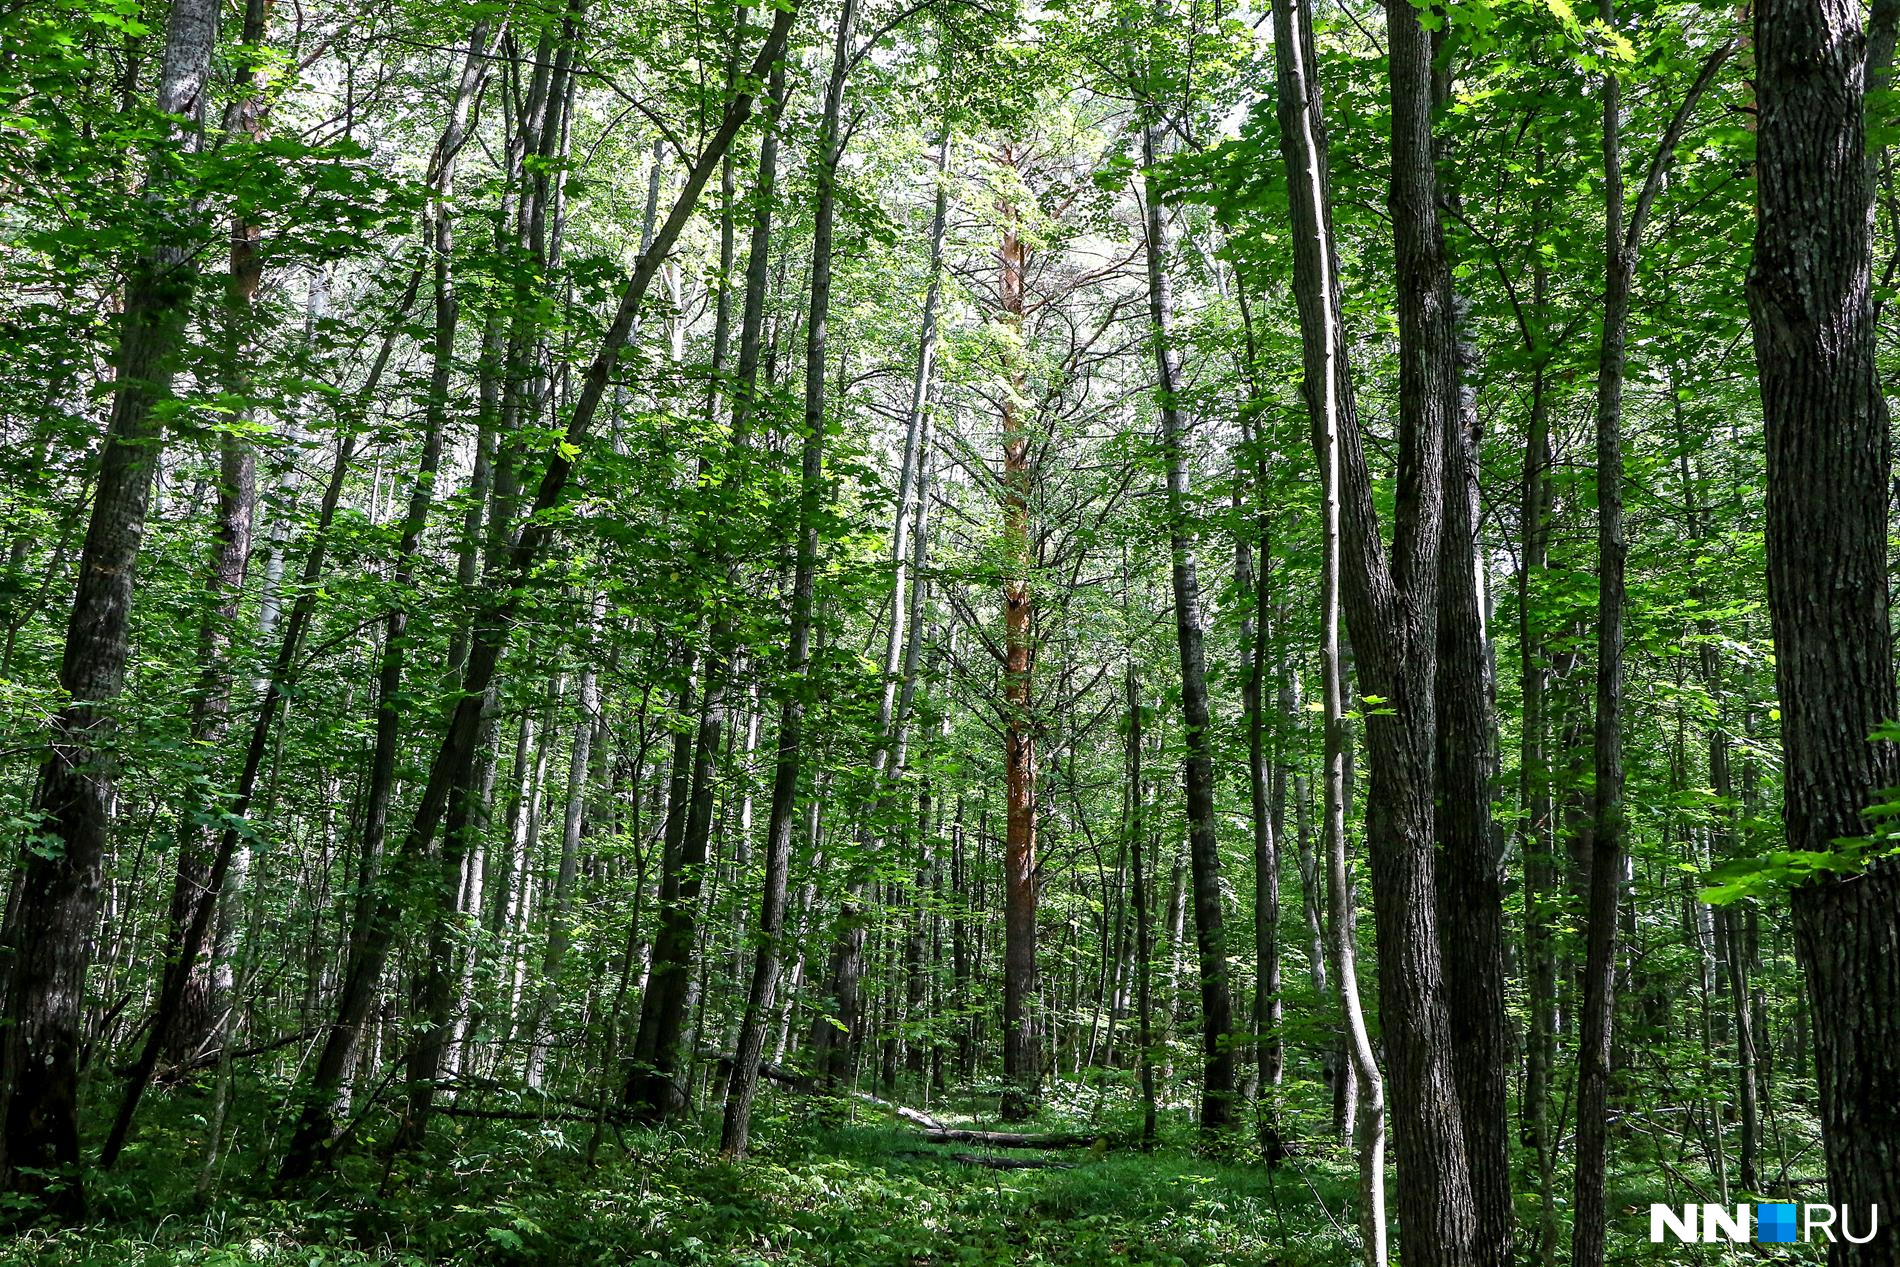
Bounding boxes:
10 1091 1360 1266
6 1084 1785 1265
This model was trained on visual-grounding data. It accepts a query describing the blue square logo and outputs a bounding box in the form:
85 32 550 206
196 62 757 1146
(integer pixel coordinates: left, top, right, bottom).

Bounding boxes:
1758 1203 1797 1243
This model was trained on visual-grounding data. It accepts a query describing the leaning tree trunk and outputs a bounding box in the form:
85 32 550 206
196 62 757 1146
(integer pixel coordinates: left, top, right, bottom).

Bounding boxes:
0 0 219 1217
1750 4 1900 1263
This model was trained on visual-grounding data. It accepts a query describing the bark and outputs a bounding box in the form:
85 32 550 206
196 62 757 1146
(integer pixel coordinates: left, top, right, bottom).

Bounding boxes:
1237 456 1283 1161
714 52 795 1156
1434 135 1515 1267
1516 150 1559 1267
1273 0 1459 1254
1751 5 1900 1263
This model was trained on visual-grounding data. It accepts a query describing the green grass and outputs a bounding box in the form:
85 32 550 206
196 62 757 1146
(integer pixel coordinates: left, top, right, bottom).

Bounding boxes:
7 1097 1359 1266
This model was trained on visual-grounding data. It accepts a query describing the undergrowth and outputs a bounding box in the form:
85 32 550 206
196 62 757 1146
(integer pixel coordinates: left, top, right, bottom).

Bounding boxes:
4 1092 1362 1266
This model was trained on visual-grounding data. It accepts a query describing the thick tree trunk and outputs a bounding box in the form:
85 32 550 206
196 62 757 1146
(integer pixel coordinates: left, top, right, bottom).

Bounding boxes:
0 0 220 1214
1273 0 1470 1256
1751 5 1900 1263
1433 138 1516 1267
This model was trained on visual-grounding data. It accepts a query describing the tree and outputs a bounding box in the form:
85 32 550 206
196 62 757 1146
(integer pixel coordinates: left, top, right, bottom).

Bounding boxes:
0 0 222 1217
1750 3 1900 1262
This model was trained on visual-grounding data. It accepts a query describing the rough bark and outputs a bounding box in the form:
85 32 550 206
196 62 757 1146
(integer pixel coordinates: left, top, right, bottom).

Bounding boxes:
1751 5 1900 1263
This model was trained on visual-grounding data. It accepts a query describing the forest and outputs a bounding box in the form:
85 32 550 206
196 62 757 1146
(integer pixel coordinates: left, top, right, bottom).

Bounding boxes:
1 0 1897 1261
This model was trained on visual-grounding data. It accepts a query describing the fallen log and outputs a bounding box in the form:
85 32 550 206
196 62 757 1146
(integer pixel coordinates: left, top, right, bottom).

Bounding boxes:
945 1151 1072 1171
918 1127 1100 1150
896 1149 1073 1171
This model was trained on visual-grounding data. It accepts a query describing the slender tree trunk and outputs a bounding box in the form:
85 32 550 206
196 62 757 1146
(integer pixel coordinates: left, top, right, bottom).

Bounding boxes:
524 613 601 1087
707 49 790 1144
1237 456 1283 1161
99 263 423 1169
1572 28 1736 1260
1571 29 1629 1267
1138 119 1235 1133
1516 162 1560 1266
162 0 274 1066
1125 662 1158 1148
997 144 1041 1123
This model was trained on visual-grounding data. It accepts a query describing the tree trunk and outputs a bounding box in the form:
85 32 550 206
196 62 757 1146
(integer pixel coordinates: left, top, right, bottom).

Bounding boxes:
1573 26 1736 1260
1125 662 1158 1148
1273 0 1467 1255
1751 4 1900 1262
1138 119 1235 1133
1238 440 1283 1161
1433 149 1515 1267
998 144 1042 1124
162 0 274 1066
1 0 220 1214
